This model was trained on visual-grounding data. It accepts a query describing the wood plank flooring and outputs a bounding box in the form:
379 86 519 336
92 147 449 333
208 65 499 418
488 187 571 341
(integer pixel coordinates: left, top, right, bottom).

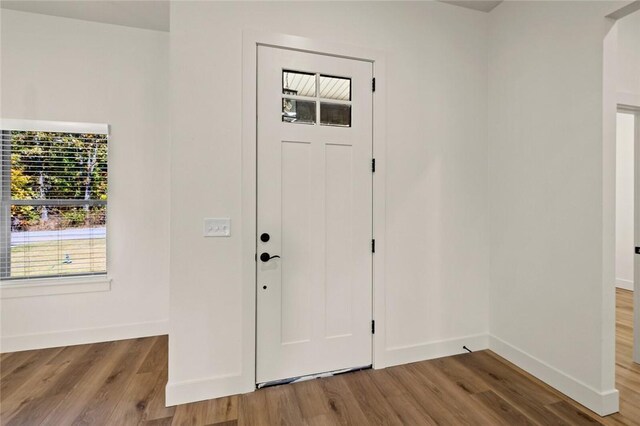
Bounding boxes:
1 288 638 425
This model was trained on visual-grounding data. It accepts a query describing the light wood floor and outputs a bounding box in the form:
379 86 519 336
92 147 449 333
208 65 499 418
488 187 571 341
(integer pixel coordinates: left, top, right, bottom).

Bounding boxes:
1 289 638 425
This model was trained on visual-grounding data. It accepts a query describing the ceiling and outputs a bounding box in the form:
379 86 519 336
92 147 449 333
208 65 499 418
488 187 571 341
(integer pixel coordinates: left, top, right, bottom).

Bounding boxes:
440 1 503 13
0 0 503 33
0 0 170 32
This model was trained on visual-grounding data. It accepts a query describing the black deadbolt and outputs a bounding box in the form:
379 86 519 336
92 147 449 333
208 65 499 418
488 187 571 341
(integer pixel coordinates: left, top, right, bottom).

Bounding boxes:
260 233 270 242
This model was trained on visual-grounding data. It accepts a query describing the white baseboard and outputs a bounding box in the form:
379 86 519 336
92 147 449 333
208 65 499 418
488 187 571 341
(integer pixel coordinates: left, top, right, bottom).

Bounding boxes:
615 278 634 291
0 319 168 353
166 333 490 406
166 373 253 406
489 335 619 417
378 333 490 368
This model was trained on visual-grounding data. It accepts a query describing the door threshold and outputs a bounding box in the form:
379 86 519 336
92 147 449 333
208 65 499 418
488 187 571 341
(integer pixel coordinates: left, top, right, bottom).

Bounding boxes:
256 364 372 389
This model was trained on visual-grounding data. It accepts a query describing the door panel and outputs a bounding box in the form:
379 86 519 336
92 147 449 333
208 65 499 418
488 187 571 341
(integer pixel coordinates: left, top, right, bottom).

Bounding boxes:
281 140 312 345
325 143 354 338
257 46 373 384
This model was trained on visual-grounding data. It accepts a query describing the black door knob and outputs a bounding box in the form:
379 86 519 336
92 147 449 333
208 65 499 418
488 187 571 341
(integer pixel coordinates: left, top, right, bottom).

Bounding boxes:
260 252 280 262
260 233 270 242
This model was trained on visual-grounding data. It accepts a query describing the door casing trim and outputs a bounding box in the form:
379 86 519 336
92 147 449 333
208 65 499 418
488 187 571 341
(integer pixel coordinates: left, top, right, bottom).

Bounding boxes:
242 30 387 390
617 102 640 364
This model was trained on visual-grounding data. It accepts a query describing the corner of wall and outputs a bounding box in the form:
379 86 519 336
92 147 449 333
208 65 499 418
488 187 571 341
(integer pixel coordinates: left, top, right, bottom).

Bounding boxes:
489 335 619 417
165 374 254 406
377 333 490 369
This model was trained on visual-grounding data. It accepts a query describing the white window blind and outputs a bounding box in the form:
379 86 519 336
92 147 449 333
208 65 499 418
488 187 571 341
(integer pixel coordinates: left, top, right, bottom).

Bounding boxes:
0 120 108 280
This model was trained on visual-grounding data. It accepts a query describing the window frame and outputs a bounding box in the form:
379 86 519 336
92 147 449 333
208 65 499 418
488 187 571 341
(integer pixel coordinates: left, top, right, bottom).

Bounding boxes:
0 119 111 295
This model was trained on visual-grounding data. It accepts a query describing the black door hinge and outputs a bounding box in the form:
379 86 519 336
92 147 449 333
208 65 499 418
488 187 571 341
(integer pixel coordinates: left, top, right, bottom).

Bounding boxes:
372 239 375 253
372 78 376 92
372 158 376 173
372 320 375 334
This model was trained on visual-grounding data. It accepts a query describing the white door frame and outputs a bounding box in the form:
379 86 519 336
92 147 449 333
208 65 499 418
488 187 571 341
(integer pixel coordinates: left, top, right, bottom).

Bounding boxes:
241 31 387 390
618 100 640 364
635 106 640 364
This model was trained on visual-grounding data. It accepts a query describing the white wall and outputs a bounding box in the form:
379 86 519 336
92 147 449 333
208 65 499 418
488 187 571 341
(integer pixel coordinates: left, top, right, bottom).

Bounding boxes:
617 11 640 98
0 10 170 351
169 1 489 404
488 1 620 416
616 112 634 291
1 1 625 418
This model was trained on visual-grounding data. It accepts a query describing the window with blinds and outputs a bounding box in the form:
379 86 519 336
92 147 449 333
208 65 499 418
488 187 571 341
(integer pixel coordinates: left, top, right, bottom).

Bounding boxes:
0 120 108 280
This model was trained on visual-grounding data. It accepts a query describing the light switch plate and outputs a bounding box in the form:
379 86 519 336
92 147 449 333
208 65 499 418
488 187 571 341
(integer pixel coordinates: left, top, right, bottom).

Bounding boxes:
204 218 231 237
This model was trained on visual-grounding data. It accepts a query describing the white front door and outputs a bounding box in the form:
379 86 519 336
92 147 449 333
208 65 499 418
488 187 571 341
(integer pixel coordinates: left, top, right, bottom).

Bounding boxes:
256 46 373 384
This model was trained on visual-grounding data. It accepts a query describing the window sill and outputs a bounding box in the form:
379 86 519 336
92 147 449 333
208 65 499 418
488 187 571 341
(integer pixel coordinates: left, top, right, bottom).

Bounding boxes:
0 275 111 299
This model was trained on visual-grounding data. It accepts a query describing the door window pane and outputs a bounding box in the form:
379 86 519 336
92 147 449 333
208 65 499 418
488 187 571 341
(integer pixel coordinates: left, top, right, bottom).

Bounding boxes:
283 98 316 124
319 75 351 101
283 70 316 97
320 103 351 127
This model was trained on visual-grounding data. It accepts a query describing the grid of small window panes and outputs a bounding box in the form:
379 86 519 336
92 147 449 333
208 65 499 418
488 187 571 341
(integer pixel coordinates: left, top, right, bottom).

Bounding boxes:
282 70 351 127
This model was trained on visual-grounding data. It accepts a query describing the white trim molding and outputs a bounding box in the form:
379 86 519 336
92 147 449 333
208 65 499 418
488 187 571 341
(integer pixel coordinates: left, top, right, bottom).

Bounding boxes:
0 319 168 353
615 278 634 291
0 275 111 299
0 118 109 135
378 333 489 368
166 373 249 407
489 335 620 417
